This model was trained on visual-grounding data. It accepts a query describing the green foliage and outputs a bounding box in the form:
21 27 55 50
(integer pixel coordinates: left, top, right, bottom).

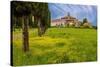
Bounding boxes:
11 1 51 29
11 1 32 16
83 18 88 24
12 28 97 66
93 26 97 29
80 18 93 28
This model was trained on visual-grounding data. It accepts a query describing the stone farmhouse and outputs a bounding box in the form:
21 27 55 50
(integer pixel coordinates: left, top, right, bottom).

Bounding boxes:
51 13 81 27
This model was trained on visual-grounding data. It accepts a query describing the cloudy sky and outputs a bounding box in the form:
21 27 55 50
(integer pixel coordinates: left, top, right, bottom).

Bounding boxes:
48 3 97 26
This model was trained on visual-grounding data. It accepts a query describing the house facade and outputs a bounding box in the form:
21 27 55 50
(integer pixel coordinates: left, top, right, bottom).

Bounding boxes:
51 13 81 27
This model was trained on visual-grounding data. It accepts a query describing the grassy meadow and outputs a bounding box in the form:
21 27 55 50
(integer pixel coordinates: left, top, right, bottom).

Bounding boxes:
12 28 97 66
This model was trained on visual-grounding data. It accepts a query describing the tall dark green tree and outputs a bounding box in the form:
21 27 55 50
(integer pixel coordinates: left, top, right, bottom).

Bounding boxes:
83 18 88 24
11 1 51 52
12 1 32 52
31 3 50 36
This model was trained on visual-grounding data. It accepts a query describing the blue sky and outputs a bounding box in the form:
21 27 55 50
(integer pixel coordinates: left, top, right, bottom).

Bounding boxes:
48 3 97 26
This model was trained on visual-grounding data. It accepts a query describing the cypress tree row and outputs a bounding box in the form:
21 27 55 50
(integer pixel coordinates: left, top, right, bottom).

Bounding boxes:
11 1 51 52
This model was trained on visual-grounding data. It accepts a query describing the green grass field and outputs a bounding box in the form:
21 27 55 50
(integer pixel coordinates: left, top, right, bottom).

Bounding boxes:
12 28 97 66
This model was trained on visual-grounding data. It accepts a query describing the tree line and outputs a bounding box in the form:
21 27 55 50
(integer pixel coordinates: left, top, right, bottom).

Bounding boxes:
11 1 51 52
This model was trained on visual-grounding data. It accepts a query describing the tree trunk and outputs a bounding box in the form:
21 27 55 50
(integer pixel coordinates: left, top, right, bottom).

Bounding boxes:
12 16 16 31
37 18 47 37
34 16 38 28
22 16 29 52
37 18 42 37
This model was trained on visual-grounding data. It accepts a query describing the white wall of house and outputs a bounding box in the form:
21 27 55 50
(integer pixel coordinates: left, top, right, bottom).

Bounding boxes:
51 20 66 26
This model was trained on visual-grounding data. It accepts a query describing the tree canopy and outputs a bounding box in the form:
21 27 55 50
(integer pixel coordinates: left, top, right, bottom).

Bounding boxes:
11 1 51 28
